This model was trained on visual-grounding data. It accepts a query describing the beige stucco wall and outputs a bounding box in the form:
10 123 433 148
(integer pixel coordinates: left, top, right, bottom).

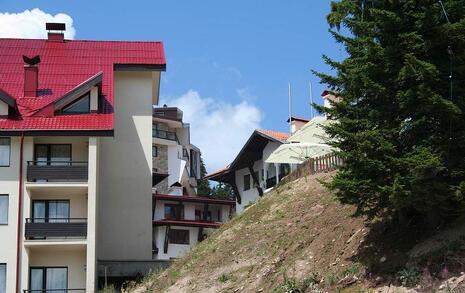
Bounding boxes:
97 71 155 261
28 246 86 290
0 137 22 293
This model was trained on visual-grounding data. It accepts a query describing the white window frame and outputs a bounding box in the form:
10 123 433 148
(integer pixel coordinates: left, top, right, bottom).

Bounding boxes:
0 195 8 225
0 138 10 167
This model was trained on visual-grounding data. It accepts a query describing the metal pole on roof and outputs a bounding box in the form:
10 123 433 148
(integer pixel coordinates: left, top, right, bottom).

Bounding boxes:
288 82 292 135
309 81 314 119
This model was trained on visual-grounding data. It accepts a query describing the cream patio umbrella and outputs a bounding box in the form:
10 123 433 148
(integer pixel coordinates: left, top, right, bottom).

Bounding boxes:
265 116 334 165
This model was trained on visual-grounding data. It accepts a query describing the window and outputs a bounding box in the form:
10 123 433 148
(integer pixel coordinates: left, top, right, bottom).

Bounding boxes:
62 93 90 114
243 174 251 191
195 210 212 221
182 148 189 159
190 149 198 178
0 264 5 293
152 146 158 158
168 229 189 244
34 144 71 166
32 200 70 223
164 204 184 220
30 267 67 292
0 195 8 225
0 138 10 167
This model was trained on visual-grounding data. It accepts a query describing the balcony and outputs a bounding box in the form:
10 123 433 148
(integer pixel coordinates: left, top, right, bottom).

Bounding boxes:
27 161 88 182
153 129 178 142
25 218 87 240
23 289 86 293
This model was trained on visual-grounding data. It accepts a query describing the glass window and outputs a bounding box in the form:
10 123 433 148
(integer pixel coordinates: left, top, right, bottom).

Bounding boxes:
34 145 71 166
30 267 67 293
0 264 5 293
62 93 90 114
168 229 189 244
0 138 10 167
195 210 211 221
164 204 184 220
0 195 8 224
152 146 158 158
243 174 251 191
32 201 70 223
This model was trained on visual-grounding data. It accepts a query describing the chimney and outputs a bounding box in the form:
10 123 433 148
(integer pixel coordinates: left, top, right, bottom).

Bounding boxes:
23 55 41 97
46 22 66 42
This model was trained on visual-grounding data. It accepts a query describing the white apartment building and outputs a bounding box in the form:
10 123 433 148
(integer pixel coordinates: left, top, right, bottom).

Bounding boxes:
0 22 170 292
151 106 235 261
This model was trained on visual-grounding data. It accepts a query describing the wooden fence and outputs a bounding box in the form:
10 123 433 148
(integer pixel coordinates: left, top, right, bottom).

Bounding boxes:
280 153 343 184
307 152 344 175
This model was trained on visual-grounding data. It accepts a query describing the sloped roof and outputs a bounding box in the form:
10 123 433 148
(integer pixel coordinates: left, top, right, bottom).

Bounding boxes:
206 129 289 182
0 38 166 133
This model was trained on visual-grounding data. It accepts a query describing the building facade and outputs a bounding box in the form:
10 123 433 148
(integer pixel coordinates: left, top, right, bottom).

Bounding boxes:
0 23 169 292
151 106 235 261
206 129 290 213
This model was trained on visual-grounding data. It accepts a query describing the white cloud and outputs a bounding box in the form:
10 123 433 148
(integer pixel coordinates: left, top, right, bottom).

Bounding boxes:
161 90 263 172
236 87 257 102
0 8 75 39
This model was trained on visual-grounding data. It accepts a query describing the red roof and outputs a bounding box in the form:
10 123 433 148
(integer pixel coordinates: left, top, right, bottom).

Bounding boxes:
154 193 236 205
153 219 221 229
257 129 289 142
0 38 165 132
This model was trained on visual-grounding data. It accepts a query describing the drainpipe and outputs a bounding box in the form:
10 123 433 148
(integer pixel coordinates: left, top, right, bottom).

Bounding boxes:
15 132 24 293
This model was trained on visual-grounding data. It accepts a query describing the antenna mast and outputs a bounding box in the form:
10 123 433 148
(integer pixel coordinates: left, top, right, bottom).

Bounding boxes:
309 81 314 119
288 82 292 135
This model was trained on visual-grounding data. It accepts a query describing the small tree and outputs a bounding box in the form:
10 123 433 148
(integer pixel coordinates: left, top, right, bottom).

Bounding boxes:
315 0 465 220
197 155 212 196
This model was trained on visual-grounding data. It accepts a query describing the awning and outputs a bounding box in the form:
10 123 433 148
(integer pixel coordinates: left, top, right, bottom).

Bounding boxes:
265 142 333 164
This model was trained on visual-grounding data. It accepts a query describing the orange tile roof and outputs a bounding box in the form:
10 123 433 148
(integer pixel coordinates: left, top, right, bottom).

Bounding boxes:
257 129 289 142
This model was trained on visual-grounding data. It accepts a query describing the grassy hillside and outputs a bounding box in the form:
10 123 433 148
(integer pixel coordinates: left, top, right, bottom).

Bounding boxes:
126 172 465 293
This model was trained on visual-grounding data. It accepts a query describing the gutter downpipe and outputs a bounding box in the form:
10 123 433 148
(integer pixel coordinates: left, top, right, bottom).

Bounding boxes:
15 132 24 293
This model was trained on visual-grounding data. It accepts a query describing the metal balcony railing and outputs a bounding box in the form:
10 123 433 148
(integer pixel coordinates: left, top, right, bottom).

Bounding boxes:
23 289 86 292
25 218 87 239
26 161 88 182
153 129 178 142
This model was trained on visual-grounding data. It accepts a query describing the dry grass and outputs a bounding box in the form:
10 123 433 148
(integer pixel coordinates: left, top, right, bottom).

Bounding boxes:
126 171 465 293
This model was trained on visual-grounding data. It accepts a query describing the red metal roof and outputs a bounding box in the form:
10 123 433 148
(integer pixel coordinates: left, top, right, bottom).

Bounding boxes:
154 193 236 205
153 219 221 229
0 38 165 132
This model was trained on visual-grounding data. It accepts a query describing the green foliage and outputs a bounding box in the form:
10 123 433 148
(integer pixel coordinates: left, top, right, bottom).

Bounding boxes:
316 0 465 219
196 155 212 196
397 267 420 287
273 274 321 293
210 182 235 199
218 272 237 283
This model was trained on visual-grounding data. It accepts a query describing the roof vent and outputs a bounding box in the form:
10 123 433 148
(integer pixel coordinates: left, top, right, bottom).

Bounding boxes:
23 55 41 97
46 22 66 42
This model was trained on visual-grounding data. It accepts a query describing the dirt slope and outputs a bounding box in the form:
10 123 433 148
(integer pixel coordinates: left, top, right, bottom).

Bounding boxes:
127 172 465 293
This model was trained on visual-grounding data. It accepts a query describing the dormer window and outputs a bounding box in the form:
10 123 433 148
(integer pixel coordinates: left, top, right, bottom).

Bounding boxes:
62 93 90 114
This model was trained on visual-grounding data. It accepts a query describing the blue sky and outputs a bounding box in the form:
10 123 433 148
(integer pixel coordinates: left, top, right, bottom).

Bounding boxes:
0 0 345 171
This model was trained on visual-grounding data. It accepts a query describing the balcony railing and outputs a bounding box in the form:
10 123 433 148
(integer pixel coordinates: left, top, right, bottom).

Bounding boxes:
25 218 87 239
26 161 88 182
23 289 86 293
153 129 178 142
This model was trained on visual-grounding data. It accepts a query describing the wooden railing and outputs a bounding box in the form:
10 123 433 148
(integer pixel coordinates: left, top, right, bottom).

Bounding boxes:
307 153 344 174
280 153 343 184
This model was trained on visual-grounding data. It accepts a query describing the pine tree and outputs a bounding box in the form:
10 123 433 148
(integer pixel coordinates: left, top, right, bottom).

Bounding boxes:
197 155 212 196
316 0 465 220
211 183 235 199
